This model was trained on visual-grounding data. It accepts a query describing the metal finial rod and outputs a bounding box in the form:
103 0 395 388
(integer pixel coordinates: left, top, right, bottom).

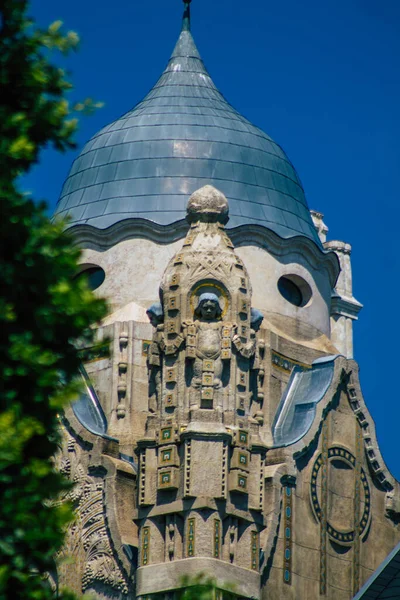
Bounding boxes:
182 0 191 32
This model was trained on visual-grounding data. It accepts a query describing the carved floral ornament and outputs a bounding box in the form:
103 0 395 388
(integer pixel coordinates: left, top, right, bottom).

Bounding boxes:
55 430 129 595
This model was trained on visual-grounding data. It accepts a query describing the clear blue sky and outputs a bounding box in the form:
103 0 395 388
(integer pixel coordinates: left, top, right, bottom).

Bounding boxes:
26 0 400 478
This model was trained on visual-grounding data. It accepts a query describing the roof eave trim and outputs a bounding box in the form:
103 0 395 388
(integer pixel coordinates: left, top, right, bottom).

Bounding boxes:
64 217 340 287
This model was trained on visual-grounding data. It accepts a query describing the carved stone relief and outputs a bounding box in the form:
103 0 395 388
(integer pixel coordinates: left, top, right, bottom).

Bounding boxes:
56 428 129 597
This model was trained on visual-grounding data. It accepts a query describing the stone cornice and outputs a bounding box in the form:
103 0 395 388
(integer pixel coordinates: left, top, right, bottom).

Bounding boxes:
134 497 265 526
66 219 340 287
324 240 352 255
66 218 189 250
344 359 400 518
331 294 363 319
136 558 260 599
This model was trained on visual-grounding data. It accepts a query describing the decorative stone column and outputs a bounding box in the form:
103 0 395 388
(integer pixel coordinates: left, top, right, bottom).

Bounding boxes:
311 210 362 359
324 240 362 358
310 210 329 244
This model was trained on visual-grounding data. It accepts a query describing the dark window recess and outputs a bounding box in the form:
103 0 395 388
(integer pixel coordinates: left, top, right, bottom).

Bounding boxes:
75 266 105 291
278 276 303 307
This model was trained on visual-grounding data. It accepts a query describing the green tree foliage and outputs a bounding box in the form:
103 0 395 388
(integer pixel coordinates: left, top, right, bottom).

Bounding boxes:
0 1 107 598
178 574 236 600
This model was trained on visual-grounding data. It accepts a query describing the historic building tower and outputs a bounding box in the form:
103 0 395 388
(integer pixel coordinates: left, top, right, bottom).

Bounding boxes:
53 2 400 598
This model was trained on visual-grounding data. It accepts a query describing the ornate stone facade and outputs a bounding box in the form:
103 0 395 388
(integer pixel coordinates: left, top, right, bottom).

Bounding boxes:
54 3 400 597
55 186 400 599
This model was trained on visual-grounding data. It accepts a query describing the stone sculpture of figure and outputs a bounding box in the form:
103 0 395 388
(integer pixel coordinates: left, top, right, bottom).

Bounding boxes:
146 302 164 328
194 293 223 322
231 309 260 359
189 293 225 394
251 308 264 333
151 187 264 414
146 302 164 413
249 308 265 422
182 293 262 410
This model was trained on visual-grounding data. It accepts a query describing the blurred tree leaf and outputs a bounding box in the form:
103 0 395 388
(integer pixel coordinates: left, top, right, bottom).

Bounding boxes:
177 573 237 600
0 1 106 598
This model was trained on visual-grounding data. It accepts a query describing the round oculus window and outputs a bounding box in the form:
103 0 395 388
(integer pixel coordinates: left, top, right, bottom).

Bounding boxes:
75 266 105 291
277 275 312 308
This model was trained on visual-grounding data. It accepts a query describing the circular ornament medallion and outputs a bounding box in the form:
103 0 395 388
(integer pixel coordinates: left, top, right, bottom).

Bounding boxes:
310 446 371 545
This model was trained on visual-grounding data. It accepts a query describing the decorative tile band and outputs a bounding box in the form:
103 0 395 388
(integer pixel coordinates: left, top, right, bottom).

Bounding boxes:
251 531 259 571
142 340 151 357
320 418 329 595
160 427 173 443
221 441 228 499
271 350 311 373
239 452 248 468
139 450 146 505
159 470 171 486
214 519 221 559
283 486 293 585
184 440 191 497
161 448 172 464
187 518 195 557
238 430 248 446
142 526 150 566
237 473 248 491
165 391 177 410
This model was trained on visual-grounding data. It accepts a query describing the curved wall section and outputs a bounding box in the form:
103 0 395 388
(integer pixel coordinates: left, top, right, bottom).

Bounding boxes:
76 229 335 337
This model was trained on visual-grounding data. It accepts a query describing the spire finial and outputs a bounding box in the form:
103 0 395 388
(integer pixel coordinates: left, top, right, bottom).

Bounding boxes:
182 0 191 32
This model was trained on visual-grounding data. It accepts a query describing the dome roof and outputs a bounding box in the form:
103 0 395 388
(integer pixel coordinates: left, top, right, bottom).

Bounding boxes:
55 4 321 247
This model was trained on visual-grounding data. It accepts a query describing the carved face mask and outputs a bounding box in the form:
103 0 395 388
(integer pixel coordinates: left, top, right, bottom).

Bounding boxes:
195 292 222 320
200 299 219 320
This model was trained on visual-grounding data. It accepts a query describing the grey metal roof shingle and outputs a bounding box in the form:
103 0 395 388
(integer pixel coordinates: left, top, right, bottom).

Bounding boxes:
54 7 321 247
353 542 400 599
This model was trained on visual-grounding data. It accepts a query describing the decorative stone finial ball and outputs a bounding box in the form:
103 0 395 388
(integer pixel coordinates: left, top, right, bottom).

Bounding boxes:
186 185 229 224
